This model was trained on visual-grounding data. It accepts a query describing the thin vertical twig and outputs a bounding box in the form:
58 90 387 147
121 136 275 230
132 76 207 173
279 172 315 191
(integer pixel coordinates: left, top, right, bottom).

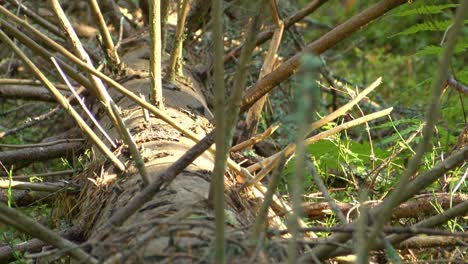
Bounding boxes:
287 54 321 264
167 0 191 82
149 0 164 109
209 0 227 262
87 0 122 72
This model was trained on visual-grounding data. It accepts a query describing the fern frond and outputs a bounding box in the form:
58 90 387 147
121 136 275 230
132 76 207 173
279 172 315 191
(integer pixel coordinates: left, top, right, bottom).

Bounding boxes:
393 20 468 36
393 4 459 17
414 42 468 56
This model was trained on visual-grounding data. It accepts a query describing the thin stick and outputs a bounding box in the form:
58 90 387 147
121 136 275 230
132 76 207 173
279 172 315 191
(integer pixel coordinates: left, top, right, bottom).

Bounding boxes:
252 153 287 240
87 0 122 70
149 0 164 108
51 57 117 148
306 158 347 224
110 102 150 185
238 0 284 144
167 0 191 82
209 0 227 262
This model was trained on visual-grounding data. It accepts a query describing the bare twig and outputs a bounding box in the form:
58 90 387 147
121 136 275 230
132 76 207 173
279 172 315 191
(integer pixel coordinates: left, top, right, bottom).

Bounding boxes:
239 0 408 113
223 0 329 63
149 0 164 108
306 158 347 224
87 0 122 71
51 57 117 148
447 76 468 95
110 102 150 185
209 0 228 262
238 0 284 144
167 0 191 82
252 153 287 240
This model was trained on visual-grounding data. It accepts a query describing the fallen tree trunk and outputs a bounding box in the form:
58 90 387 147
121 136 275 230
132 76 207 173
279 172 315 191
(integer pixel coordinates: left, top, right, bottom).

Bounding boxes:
67 46 256 263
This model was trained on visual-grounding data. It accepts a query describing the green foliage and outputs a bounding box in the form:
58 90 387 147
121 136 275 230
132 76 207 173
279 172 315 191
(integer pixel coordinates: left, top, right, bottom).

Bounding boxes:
415 42 468 56
392 4 459 17
283 135 392 193
393 20 468 37
455 69 468 84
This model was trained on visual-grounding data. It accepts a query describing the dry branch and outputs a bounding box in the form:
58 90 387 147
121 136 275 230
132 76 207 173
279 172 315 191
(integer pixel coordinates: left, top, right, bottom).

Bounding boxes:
0 141 82 168
0 85 71 102
223 0 329 63
240 0 408 113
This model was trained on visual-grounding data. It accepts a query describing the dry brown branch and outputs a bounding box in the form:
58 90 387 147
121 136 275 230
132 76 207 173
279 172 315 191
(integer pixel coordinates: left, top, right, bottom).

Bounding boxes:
396 235 468 249
0 141 82 168
223 0 329 63
239 0 408 113
87 0 122 71
0 85 71 102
